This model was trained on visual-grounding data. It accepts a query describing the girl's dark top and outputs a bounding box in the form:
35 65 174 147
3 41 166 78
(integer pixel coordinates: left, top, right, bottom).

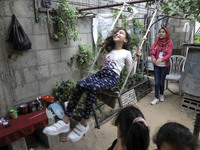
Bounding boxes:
107 139 117 150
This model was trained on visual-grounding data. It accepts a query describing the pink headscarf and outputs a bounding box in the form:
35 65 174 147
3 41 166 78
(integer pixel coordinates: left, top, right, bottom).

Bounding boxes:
152 27 170 52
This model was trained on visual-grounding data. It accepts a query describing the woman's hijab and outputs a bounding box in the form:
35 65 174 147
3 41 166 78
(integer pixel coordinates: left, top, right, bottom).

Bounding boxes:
152 27 170 52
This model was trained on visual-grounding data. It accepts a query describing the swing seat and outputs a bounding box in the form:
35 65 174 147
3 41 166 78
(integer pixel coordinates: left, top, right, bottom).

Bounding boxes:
93 87 122 129
97 87 120 108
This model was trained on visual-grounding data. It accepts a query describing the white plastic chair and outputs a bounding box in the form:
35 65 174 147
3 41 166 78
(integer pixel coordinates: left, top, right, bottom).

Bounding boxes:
165 55 186 96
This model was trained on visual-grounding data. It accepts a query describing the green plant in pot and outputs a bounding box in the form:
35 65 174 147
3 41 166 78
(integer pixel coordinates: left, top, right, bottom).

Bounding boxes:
52 80 76 104
113 9 129 29
130 32 140 50
52 80 85 121
133 20 144 34
51 0 80 44
67 44 94 71
118 69 143 93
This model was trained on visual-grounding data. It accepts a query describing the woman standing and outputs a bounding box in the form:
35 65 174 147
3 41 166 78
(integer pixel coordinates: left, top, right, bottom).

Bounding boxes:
150 27 173 105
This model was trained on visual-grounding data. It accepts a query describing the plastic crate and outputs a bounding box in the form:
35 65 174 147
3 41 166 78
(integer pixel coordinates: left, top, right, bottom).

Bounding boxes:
121 88 137 106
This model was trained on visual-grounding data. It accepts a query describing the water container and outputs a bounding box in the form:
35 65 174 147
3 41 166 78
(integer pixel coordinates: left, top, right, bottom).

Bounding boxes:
46 109 55 125
147 56 154 71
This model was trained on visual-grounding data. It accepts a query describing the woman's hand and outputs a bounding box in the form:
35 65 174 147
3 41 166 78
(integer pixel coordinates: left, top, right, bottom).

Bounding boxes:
152 58 157 65
99 40 106 53
100 40 105 47
135 48 142 57
156 58 162 64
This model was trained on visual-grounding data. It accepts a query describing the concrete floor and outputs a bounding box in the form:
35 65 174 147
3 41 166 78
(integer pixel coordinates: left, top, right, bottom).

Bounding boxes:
28 82 198 150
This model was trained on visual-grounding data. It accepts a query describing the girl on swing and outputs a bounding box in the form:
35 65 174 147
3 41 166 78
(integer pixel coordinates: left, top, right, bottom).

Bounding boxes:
43 28 141 142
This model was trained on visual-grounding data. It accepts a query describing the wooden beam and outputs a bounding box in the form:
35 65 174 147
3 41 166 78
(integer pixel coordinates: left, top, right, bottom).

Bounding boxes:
33 0 39 23
77 0 152 12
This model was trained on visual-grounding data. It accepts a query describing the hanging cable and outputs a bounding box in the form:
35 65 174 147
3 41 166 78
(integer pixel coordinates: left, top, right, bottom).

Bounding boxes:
150 16 166 28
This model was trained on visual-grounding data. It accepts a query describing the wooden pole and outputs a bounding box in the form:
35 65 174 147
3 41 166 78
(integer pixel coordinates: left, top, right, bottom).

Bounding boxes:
193 112 200 143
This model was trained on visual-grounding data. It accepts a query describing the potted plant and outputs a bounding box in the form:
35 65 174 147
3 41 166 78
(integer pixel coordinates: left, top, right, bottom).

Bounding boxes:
130 32 140 49
133 20 144 34
118 69 150 101
67 44 94 74
52 80 76 105
52 80 85 122
51 0 80 44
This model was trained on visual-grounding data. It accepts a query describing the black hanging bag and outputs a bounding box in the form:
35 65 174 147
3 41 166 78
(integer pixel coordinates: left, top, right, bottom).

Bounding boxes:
8 14 32 50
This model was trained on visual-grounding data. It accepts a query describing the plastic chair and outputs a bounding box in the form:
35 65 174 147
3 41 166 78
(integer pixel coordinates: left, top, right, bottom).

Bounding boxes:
165 55 186 96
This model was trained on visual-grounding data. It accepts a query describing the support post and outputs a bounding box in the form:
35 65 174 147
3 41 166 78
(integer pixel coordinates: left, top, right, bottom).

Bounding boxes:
193 112 200 143
33 0 39 23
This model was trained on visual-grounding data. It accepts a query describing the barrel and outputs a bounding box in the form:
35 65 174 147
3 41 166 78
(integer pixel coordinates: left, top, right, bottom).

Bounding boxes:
181 46 200 97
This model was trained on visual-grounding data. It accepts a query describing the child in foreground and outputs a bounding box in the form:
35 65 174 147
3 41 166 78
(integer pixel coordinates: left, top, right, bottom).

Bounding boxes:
108 105 150 150
154 122 198 150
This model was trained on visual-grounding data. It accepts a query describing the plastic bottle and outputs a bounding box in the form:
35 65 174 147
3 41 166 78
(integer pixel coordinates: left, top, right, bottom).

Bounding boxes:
46 109 55 125
39 96 55 103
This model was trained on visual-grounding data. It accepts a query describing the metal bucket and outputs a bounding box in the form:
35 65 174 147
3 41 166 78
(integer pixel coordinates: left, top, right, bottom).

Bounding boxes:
181 47 200 97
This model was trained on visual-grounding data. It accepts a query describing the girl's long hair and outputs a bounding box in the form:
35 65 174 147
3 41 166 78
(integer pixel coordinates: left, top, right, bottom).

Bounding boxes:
114 105 150 150
104 28 131 52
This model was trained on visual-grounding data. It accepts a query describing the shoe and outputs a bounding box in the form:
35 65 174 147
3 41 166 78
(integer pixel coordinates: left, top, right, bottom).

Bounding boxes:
43 120 70 136
151 98 159 105
67 123 89 142
160 95 164 102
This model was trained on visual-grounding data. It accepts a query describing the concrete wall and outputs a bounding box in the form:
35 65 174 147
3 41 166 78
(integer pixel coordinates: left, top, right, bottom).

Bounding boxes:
0 0 121 117
0 0 192 117
152 17 192 56
167 18 192 55
0 0 87 117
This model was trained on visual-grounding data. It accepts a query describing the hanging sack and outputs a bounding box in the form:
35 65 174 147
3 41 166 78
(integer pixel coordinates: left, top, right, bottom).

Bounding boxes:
8 14 32 50
41 0 52 8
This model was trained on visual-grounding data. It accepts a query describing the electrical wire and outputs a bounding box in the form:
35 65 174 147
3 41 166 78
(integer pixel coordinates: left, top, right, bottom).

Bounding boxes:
150 16 167 28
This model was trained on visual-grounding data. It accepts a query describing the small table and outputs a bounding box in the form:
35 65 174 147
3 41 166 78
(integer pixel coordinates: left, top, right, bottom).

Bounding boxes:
0 109 48 147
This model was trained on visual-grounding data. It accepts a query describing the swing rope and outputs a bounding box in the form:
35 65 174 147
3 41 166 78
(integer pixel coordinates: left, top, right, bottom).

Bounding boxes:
120 0 161 94
120 9 158 94
87 1 127 77
90 0 161 98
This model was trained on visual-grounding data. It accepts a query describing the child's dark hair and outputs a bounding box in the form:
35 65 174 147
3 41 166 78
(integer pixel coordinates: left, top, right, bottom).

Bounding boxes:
154 122 198 150
104 28 131 52
114 105 150 150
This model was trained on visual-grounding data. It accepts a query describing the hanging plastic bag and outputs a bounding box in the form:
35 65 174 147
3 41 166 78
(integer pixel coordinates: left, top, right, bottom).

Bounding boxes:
8 14 32 50
41 0 52 8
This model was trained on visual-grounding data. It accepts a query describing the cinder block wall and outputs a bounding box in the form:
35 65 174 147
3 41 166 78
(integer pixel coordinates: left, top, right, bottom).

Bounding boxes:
168 18 192 56
0 0 119 117
0 0 192 117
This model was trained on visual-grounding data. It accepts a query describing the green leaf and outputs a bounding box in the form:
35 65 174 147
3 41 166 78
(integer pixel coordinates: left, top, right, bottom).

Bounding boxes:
51 0 80 44
67 44 94 71
149 0 200 22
